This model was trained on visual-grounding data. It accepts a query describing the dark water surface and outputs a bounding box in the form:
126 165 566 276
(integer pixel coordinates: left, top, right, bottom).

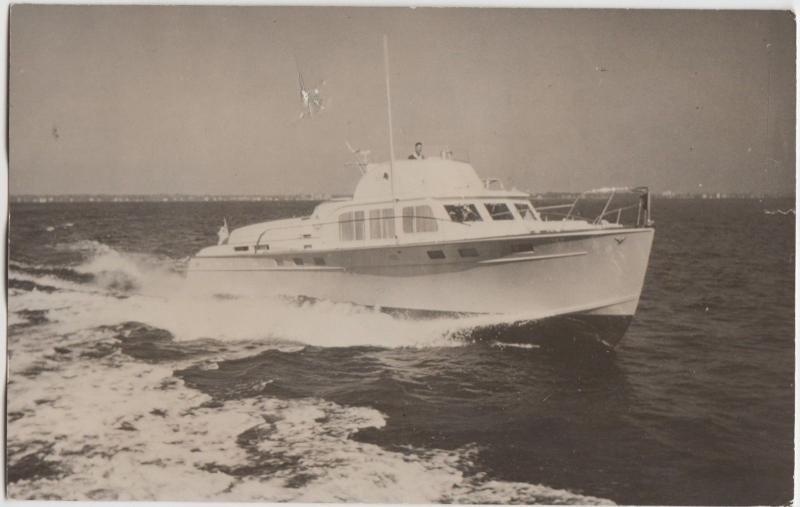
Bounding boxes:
6 199 795 504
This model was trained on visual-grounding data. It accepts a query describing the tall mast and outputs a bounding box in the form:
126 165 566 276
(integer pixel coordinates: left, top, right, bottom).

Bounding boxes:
382 34 396 201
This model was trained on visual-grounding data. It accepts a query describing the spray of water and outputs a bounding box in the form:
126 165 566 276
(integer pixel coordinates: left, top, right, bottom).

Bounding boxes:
10 241 494 349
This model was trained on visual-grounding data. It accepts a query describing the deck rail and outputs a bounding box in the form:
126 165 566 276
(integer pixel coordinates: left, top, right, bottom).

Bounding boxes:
536 187 653 227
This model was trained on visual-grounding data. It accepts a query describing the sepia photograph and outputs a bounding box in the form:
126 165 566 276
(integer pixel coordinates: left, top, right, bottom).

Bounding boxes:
6 5 796 505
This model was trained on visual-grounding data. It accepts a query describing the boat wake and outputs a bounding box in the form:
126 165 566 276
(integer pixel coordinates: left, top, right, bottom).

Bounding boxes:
11 241 569 350
11 243 464 349
8 241 614 504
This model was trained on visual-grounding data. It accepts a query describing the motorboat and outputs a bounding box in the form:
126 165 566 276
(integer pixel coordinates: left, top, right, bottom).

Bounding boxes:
187 155 654 348
186 37 655 349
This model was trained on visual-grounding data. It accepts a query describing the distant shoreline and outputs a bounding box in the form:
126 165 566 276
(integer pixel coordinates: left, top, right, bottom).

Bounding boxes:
9 193 796 203
9 195 336 204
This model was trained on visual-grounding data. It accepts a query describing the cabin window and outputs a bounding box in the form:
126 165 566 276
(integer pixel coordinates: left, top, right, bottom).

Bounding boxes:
445 204 483 223
369 208 397 239
234 246 249 252
403 205 438 233
293 258 304 266
354 211 365 240
369 209 382 239
339 210 366 241
485 203 514 221
313 257 325 266
339 212 354 241
512 243 535 253
402 206 414 233
382 208 395 238
255 244 270 251
415 205 437 232
515 203 537 221
427 250 446 260
458 247 479 257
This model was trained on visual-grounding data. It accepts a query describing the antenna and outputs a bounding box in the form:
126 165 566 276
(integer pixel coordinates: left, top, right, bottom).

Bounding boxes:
345 141 369 174
382 34 396 200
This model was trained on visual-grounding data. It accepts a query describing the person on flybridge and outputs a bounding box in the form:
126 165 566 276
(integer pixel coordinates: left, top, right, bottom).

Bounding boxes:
217 219 230 245
408 142 425 160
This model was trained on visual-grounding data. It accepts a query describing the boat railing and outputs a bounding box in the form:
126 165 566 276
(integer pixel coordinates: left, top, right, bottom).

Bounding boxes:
421 145 470 163
534 187 653 227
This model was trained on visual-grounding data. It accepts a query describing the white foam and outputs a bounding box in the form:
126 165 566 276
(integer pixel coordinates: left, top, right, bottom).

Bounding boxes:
7 242 614 503
491 341 542 350
6 329 611 504
10 242 476 349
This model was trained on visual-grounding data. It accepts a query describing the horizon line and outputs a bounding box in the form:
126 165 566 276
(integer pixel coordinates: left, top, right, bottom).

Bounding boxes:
9 191 796 199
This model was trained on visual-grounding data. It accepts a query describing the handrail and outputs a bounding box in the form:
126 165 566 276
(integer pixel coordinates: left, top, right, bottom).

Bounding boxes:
593 204 639 224
594 189 616 224
255 229 269 250
535 187 652 227
536 203 573 211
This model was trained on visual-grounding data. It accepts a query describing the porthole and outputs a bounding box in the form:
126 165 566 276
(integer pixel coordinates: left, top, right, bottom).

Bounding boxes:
511 243 535 253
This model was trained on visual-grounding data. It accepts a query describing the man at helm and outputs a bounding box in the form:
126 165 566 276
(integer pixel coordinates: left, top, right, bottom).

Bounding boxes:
408 142 425 160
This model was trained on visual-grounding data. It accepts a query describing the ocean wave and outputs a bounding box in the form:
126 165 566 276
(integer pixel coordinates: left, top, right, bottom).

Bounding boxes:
10 260 96 285
6 323 611 503
43 222 74 232
56 240 185 294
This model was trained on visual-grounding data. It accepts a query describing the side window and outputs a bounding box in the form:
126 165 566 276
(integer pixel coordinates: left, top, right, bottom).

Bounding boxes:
402 206 414 233
485 203 514 220
339 211 354 240
401 206 438 234
415 205 438 232
369 209 382 239
445 204 483 223
382 208 395 238
367 208 396 239
514 203 537 221
354 210 365 240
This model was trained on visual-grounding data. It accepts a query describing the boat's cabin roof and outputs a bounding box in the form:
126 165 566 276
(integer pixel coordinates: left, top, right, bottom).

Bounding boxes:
352 158 528 201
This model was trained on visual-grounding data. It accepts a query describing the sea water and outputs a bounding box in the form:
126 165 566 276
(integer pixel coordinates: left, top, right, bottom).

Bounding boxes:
6 198 794 504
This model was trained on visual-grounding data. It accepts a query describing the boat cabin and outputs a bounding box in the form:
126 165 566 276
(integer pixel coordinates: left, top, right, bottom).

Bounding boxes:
214 158 610 257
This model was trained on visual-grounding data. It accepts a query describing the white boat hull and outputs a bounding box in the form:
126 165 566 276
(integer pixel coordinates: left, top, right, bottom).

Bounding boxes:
188 228 654 348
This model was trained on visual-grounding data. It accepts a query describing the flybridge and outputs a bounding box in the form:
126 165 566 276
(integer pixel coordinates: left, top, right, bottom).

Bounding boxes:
352 158 529 201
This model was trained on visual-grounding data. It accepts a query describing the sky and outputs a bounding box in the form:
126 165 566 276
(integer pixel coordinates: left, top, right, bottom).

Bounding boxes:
9 6 796 195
